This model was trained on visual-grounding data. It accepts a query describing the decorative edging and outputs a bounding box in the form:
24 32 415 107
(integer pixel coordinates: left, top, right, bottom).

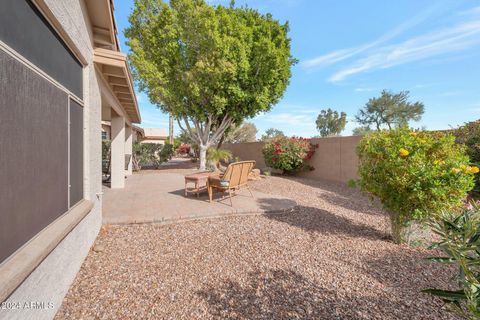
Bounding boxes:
0 200 94 302
104 206 298 226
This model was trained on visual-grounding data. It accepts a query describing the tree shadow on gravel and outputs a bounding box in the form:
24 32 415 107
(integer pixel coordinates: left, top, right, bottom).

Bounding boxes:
357 247 458 292
197 268 421 320
258 199 389 241
283 176 385 216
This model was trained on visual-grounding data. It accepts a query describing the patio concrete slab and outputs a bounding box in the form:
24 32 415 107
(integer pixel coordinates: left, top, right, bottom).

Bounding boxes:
102 172 297 225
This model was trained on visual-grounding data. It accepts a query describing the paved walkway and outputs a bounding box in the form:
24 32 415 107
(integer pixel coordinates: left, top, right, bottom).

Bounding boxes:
102 171 296 224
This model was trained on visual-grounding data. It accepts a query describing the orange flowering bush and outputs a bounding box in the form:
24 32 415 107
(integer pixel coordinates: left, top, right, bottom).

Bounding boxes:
262 136 318 174
357 127 476 243
455 120 480 197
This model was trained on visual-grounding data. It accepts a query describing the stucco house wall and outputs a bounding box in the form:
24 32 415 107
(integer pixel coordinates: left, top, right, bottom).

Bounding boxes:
0 1 109 319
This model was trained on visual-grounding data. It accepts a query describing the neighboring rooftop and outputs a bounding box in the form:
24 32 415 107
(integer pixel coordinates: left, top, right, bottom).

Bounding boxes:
143 128 168 138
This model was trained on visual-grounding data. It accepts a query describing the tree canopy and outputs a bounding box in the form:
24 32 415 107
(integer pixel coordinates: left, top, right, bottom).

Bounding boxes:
355 90 425 130
125 0 296 168
315 108 347 137
352 126 372 136
261 128 286 141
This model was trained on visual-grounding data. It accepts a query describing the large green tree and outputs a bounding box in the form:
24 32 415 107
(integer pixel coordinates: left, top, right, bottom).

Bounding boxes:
126 0 295 169
315 108 347 137
355 90 425 130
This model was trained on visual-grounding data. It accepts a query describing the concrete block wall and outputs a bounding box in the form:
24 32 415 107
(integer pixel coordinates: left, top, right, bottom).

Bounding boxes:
223 135 363 183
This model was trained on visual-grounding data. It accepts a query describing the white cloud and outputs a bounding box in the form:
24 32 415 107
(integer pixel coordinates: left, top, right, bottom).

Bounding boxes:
414 83 436 88
459 6 480 16
329 19 480 82
467 104 480 113
302 5 442 69
264 112 313 126
354 87 376 92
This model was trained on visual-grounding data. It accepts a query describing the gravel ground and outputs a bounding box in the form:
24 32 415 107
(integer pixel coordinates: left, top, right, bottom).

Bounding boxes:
56 175 458 320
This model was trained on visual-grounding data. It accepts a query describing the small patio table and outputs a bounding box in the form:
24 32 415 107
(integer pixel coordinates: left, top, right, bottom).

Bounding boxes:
184 172 213 197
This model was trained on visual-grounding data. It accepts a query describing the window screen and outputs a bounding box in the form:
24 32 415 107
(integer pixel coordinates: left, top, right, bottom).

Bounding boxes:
0 0 83 98
69 99 84 207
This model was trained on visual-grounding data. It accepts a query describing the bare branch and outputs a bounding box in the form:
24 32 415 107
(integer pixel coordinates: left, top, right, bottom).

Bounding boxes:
191 118 205 144
176 118 186 132
183 115 202 142
211 115 233 142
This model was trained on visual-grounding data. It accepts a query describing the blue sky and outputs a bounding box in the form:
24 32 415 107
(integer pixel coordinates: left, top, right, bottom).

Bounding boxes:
114 0 480 137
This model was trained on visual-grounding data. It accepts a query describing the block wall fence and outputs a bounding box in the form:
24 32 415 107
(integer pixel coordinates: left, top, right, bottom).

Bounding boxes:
223 135 363 183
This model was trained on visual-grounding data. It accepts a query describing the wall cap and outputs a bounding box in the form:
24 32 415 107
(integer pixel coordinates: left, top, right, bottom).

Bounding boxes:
0 200 94 302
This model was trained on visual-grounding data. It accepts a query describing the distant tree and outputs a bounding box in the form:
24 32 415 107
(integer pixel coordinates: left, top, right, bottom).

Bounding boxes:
177 129 197 146
315 108 347 137
355 90 425 130
352 126 372 136
224 122 258 144
261 128 285 141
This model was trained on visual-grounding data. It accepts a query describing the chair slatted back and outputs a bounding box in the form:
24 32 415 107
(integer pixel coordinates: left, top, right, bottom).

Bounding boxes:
222 161 256 188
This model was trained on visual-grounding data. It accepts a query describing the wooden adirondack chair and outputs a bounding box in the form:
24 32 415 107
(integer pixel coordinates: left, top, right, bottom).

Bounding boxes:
207 160 256 206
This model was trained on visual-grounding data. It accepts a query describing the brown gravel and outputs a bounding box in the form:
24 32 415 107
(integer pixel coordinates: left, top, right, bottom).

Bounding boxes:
55 175 459 319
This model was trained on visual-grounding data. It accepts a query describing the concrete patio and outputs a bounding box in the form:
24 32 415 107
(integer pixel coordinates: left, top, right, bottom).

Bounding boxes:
102 171 297 224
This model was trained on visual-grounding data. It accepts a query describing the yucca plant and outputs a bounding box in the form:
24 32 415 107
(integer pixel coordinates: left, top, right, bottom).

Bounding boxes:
423 203 480 319
207 148 232 171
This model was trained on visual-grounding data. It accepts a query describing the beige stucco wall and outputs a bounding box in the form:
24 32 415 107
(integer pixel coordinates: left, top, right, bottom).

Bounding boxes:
1 1 103 318
223 136 363 183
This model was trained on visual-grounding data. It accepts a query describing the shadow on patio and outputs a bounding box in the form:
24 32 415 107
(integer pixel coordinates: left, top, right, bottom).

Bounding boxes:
102 171 297 224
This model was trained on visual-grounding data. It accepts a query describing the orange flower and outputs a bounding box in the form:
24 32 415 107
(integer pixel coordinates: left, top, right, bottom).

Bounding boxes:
469 166 479 174
399 148 409 157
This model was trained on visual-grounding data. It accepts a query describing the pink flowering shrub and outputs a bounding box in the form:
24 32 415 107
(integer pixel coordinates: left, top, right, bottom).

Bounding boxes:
262 136 318 173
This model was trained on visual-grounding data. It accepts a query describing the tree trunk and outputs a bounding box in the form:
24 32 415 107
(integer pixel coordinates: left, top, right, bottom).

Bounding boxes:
169 114 174 144
217 134 225 149
199 144 208 170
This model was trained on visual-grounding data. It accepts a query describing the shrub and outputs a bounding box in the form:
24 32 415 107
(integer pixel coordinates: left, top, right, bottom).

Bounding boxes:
169 136 182 150
423 203 480 319
134 143 173 169
455 120 480 197
357 127 477 243
207 148 232 171
102 140 111 162
176 143 191 155
262 136 318 174
159 143 174 163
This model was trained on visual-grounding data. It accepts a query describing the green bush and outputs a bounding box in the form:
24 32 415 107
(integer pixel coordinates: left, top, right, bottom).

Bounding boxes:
102 140 111 162
207 148 232 171
455 120 480 197
357 127 477 243
159 143 174 163
134 143 173 169
423 203 480 319
262 137 318 174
